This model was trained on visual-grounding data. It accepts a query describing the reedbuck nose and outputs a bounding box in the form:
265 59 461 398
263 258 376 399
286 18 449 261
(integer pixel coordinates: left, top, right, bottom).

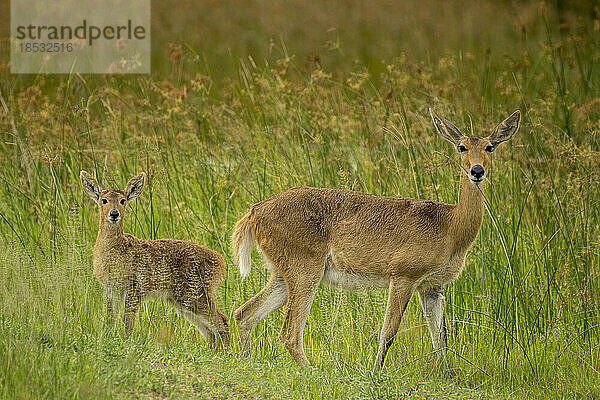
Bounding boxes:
471 165 485 180
109 209 120 220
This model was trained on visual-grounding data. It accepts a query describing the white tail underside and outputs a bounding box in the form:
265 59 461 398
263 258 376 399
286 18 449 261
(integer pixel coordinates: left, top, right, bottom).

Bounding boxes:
238 225 254 279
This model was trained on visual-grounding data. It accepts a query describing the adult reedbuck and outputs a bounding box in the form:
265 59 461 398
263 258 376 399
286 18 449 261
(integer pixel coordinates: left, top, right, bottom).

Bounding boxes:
232 109 520 371
80 171 229 348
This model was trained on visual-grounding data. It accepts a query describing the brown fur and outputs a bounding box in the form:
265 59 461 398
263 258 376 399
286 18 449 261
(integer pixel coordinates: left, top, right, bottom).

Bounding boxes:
80 171 229 348
232 109 520 371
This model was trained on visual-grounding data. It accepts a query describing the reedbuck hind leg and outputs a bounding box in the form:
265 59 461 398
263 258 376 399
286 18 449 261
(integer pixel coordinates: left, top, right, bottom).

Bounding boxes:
180 308 215 344
207 300 230 350
374 277 417 373
234 272 288 356
417 285 447 359
177 295 229 349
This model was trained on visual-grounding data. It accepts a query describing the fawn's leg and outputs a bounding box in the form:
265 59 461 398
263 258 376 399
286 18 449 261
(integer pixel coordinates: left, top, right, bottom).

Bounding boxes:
105 286 121 329
207 299 230 350
123 287 142 336
106 287 114 326
175 294 223 348
180 308 216 344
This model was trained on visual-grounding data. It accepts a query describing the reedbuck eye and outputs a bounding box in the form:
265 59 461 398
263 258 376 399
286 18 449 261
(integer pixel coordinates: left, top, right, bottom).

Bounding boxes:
457 145 468 153
101 198 108 204
484 145 495 152
120 199 126 205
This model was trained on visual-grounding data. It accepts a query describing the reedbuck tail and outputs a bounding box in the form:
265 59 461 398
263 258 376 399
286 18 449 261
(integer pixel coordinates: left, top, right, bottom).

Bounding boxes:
232 212 254 279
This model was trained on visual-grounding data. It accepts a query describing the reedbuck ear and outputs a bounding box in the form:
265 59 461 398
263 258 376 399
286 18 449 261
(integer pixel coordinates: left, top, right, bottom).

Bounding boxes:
429 108 465 146
488 110 520 149
124 172 145 201
80 170 101 205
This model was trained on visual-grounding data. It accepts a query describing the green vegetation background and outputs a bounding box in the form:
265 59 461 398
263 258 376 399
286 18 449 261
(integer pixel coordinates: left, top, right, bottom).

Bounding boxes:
0 1 599 398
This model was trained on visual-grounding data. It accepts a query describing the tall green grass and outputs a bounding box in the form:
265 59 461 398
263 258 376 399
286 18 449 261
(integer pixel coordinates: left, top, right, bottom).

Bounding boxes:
0 1 599 398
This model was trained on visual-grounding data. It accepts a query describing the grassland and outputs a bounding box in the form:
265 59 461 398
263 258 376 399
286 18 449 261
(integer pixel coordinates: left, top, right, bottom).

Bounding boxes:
0 1 599 398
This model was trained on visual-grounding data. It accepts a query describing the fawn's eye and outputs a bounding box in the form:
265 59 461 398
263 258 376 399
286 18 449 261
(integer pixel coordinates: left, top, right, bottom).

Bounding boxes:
457 145 468 153
120 199 126 205
101 198 108 204
484 145 495 152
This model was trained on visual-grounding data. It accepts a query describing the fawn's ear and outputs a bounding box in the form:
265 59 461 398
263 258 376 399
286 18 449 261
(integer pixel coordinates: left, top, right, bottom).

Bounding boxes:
125 172 145 201
429 108 465 147
488 110 520 149
80 171 101 205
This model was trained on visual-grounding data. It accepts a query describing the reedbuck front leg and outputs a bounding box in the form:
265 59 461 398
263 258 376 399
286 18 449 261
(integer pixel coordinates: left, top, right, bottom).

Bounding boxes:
374 277 417 373
105 288 115 327
123 286 142 336
279 265 323 366
417 285 447 360
105 286 121 329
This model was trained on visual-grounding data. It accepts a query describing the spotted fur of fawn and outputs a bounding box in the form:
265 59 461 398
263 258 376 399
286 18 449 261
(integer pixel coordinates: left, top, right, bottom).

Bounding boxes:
232 109 520 371
80 171 229 348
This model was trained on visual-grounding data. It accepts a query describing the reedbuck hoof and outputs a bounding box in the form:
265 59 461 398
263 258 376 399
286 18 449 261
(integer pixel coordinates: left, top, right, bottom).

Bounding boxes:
433 349 447 367
281 336 310 366
234 315 252 357
119 329 134 339
238 343 249 358
372 359 384 375
236 333 251 358
215 332 230 352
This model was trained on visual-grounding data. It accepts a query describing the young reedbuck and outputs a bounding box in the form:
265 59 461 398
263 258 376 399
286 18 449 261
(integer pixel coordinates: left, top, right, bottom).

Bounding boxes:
232 109 520 371
80 171 229 348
